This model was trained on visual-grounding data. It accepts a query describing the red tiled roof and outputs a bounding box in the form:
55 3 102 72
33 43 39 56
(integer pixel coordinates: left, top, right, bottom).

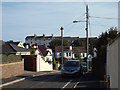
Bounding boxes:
55 46 86 53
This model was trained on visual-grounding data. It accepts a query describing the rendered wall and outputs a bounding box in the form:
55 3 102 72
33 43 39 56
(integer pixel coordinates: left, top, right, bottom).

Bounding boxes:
118 38 120 90
109 37 119 88
36 55 53 72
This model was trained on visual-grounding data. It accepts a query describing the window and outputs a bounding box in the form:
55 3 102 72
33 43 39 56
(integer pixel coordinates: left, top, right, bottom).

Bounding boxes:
66 53 69 57
69 53 71 56
74 54 77 58
83 53 84 57
59 53 61 56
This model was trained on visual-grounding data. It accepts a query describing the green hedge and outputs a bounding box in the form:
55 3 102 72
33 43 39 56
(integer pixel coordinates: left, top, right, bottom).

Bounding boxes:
1 54 22 64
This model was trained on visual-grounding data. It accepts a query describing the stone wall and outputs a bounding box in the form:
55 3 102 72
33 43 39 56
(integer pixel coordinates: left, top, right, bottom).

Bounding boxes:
0 61 24 79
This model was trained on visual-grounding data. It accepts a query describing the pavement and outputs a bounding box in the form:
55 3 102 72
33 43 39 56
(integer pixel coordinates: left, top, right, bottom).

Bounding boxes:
0 70 60 87
76 71 105 89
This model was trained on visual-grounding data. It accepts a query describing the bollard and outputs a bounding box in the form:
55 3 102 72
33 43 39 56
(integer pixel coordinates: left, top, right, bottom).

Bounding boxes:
107 81 109 90
104 75 106 86
106 75 110 90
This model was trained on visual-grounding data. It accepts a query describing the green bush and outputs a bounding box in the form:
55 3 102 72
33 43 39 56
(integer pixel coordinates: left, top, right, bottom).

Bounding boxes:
2 54 22 64
53 58 56 69
57 57 68 64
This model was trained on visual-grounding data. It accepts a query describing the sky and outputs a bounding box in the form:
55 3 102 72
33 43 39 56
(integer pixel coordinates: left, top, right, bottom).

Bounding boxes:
1 1 118 42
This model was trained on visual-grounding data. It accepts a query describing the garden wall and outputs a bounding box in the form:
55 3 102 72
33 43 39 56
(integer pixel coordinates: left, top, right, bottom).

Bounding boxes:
0 61 24 79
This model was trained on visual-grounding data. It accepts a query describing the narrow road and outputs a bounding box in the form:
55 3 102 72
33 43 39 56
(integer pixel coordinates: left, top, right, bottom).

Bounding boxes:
2 72 105 89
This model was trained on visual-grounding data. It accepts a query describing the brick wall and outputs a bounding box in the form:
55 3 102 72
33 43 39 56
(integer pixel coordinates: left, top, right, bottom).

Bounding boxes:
0 61 24 79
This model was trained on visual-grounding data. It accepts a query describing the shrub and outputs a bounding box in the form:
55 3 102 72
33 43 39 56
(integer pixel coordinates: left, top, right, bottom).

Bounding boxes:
53 58 56 69
2 54 22 64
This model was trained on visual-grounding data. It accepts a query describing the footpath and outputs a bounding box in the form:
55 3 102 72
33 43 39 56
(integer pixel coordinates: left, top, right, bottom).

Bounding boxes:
76 71 106 89
0 70 60 88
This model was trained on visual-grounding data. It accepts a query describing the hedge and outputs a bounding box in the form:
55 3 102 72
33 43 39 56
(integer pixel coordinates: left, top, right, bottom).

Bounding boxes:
1 54 22 64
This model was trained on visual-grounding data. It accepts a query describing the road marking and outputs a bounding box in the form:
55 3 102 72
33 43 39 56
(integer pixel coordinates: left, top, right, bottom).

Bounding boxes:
61 80 72 90
72 75 84 89
73 81 79 88
1 71 60 87
0 78 25 88
32 71 60 77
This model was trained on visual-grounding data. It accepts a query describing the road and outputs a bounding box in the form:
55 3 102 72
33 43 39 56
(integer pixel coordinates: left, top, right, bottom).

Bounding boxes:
2 72 105 89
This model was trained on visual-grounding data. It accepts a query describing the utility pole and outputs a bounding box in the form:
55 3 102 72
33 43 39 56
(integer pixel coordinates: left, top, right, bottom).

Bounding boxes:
86 5 89 72
61 27 64 66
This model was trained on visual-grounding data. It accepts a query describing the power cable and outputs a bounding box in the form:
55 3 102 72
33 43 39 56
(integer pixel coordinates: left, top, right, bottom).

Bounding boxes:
90 16 119 20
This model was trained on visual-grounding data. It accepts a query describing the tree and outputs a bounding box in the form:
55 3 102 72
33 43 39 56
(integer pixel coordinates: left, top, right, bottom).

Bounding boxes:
73 38 86 47
92 27 118 80
49 39 72 50
75 49 82 62
57 57 68 64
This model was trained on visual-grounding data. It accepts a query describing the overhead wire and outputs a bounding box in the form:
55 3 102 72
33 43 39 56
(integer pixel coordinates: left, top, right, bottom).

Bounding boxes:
90 16 119 20
89 18 112 30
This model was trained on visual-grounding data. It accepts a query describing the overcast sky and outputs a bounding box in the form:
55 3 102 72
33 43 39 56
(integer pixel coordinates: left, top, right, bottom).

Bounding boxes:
2 2 118 42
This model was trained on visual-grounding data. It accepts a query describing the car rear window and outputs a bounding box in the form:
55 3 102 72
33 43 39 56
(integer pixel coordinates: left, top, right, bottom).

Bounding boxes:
64 61 80 67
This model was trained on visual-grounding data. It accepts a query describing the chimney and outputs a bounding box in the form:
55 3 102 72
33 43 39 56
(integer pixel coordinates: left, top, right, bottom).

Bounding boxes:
52 34 54 39
34 33 37 37
70 46 72 50
43 34 45 37
26 45 29 49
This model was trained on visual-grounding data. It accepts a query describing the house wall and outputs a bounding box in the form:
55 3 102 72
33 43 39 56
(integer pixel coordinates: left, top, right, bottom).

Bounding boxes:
55 51 86 60
118 38 120 90
108 37 119 88
17 42 25 48
25 38 52 47
0 61 24 79
46 49 52 61
36 55 53 72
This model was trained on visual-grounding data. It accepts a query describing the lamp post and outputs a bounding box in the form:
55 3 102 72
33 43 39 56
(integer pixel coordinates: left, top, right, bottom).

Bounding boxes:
73 5 89 72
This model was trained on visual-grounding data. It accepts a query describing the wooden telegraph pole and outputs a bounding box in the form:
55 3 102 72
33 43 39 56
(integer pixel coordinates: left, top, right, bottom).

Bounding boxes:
86 5 89 72
61 27 64 66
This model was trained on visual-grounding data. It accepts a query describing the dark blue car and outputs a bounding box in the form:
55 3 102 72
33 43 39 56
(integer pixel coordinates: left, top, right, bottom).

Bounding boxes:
61 60 83 77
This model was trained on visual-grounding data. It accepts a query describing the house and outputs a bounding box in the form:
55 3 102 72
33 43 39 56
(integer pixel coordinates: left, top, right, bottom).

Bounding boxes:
0 40 5 45
1 43 30 55
0 43 30 78
25 34 79 47
5 41 25 48
106 36 120 89
54 46 87 60
23 45 53 72
25 34 54 47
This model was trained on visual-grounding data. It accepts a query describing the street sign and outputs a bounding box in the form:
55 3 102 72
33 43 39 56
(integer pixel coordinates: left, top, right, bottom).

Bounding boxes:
30 50 35 55
35 48 43 55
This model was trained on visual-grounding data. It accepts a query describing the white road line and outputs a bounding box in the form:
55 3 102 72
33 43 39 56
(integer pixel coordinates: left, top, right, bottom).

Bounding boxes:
73 75 83 89
1 71 60 87
61 80 72 90
73 81 79 88
32 71 60 77
0 78 25 88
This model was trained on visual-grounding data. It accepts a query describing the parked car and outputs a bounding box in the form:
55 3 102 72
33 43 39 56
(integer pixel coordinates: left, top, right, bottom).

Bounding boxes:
61 60 83 77
81 62 87 72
